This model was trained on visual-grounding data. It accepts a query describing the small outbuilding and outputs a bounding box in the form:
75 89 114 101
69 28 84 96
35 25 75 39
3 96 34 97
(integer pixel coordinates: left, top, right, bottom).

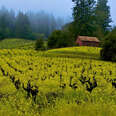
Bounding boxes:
76 36 100 47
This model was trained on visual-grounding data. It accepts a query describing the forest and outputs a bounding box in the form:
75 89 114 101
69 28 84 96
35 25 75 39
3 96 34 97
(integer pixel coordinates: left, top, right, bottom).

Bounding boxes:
0 6 64 40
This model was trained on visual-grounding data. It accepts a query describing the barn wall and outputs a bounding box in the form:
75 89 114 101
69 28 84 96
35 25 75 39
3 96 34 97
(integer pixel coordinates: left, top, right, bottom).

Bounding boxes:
82 41 99 47
76 39 83 46
76 38 100 47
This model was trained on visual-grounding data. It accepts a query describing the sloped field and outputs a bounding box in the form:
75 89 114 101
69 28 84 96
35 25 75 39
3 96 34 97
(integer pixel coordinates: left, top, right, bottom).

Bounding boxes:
0 47 116 116
0 38 34 49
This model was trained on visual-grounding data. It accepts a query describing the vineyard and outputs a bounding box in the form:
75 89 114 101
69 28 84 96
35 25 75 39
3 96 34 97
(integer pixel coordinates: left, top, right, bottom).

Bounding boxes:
0 47 116 116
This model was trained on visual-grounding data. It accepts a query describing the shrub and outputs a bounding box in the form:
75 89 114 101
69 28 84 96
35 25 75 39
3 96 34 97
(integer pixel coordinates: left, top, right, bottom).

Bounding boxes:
35 38 45 50
48 30 74 49
100 28 116 61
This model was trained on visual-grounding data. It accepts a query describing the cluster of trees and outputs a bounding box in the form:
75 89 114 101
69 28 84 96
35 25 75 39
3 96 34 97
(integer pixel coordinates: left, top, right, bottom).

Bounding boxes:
48 30 74 49
45 0 115 61
0 6 64 40
47 0 112 49
101 27 116 61
68 0 112 40
71 0 116 62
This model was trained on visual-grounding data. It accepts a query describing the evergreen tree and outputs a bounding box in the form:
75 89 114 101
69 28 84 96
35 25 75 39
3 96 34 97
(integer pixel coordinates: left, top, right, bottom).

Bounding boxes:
95 0 112 34
100 27 116 61
15 12 32 39
8 10 16 37
0 6 65 40
0 7 11 38
72 0 96 37
27 12 61 38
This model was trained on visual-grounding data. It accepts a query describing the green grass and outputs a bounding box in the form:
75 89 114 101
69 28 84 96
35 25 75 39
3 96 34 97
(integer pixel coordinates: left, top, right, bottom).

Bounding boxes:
0 38 35 49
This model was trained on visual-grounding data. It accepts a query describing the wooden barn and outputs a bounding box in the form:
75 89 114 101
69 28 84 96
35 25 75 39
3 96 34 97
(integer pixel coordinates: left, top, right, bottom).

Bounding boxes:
76 36 100 47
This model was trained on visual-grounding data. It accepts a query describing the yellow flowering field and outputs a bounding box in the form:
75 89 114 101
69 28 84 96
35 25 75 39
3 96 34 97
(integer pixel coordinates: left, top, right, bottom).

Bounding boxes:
0 47 116 116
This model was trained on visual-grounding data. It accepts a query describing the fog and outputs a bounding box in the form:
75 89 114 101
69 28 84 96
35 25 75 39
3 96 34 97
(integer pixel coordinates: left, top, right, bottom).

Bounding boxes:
0 0 116 24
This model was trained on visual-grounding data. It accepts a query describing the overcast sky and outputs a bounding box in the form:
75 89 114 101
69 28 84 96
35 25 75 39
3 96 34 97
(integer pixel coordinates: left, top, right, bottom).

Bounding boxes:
0 0 116 25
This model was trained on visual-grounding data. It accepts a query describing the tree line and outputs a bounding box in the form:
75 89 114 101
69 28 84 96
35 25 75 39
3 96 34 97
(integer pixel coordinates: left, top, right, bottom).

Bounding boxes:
0 6 64 40
47 0 112 49
71 0 116 61
46 0 116 61
69 0 112 40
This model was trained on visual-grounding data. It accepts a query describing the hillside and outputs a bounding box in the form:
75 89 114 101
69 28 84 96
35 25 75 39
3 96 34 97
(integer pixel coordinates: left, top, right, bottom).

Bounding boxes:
0 47 116 116
0 38 35 49
47 46 101 59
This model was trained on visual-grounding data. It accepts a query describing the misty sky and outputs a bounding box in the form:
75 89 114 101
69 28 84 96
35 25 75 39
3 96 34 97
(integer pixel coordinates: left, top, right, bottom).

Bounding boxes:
0 0 116 25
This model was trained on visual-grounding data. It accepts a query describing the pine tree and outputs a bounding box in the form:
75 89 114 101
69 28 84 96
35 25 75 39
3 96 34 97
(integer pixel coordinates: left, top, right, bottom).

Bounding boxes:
15 12 32 39
72 0 96 36
0 7 12 39
95 0 112 34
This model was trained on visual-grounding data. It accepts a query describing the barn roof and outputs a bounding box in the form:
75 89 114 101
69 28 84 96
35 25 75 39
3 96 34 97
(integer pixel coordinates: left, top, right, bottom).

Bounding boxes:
77 36 100 42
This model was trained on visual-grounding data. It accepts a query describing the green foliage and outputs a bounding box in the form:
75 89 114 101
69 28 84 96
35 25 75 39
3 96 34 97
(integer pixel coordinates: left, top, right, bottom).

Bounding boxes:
71 0 112 40
72 0 96 37
101 28 116 61
15 12 33 40
0 7 15 39
48 30 74 49
62 22 77 42
0 7 64 40
35 38 45 50
0 29 5 40
95 0 112 34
